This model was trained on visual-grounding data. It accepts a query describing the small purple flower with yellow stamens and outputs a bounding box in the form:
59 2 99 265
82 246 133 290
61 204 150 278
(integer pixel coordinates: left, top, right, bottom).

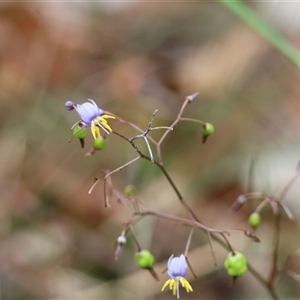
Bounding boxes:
162 254 193 298
65 99 115 140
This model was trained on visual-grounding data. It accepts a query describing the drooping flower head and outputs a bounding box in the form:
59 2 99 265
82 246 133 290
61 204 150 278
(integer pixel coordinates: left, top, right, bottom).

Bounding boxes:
162 254 193 298
75 99 104 126
65 99 115 140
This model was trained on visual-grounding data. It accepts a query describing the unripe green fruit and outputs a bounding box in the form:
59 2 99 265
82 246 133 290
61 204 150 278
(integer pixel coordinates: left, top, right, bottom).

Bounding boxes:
224 251 247 277
135 250 155 269
93 138 106 150
73 125 87 139
248 212 261 227
202 123 214 136
124 185 135 197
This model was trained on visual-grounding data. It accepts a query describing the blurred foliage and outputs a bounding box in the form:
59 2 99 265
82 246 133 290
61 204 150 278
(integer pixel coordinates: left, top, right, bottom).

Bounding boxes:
1 1 300 299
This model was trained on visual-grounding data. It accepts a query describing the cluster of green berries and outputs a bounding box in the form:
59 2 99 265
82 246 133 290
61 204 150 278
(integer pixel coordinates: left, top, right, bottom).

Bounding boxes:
73 124 106 150
224 251 247 277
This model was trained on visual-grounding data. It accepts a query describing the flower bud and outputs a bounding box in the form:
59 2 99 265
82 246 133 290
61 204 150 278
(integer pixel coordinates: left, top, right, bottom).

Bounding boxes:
224 251 247 277
73 125 87 139
117 235 126 244
186 92 199 103
65 101 75 111
230 195 247 213
202 123 214 143
248 212 261 228
93 137 106 150
115 234 126 261
135 249 155 269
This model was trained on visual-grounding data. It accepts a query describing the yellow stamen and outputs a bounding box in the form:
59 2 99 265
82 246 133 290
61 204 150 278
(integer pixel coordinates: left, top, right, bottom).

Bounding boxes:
172 280 176 296
97 115 115 132
95 115 115 133
179 277 193 293
91 122 102 140
162 279 172 291
162 277 193 297
101 114 115 119
90 114 115 140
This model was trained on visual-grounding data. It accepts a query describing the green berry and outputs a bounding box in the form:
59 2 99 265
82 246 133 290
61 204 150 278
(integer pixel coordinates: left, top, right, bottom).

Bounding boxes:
248 212 261 227
73 125 87 139
135 250 155 269
224 251 247 277
124 185 135 197
202 123 214 136
93 137 106 150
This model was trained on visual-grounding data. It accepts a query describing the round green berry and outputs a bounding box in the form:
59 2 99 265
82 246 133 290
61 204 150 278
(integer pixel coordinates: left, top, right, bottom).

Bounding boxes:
248 212 261 227
135 250 155 269
93 138 106 150
124 185 135 197
73 125 87 139
224 251 247 277
202 123 214 136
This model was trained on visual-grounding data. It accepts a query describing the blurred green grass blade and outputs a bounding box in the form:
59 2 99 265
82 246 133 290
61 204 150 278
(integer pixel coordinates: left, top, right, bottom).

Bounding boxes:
218 0 300 68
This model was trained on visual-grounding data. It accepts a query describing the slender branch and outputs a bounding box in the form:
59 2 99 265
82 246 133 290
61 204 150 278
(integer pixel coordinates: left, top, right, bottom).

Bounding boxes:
278 202 294 220
207 231 217 267
276 167 300 203
184 227 195 257
268 206 281 286
134 210 227 234
247 263 279 300
129 225 142 252
104 157 141 180
180 117 205 125
156 94 197 164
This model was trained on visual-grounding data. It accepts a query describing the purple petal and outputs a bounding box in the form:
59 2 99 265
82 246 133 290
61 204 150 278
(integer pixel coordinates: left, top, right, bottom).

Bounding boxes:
167 254 174 270
76 100 101 126
88 99 104 115
167 254 187 278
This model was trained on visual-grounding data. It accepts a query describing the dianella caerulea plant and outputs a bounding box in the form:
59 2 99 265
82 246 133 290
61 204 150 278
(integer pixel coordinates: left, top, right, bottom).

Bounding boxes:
65 94 300 299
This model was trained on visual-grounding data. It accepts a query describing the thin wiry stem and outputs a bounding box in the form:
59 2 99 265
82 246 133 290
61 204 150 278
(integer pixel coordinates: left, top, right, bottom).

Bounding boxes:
88 177 100 195
156 94 196 165
276 166 300 203
206 231 217 267
103 178 110 207
184 227 194 257
185 227 197 279
268 205 281 286
143 136 154 162
108 112 157 145
180 117 206 125
129 110 173 162
278 202 294 220
104 156 141 180
129 225 142 252
134 210 228 234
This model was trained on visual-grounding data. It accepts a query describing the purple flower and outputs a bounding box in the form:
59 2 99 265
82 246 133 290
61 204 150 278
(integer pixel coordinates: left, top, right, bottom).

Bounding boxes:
162 254 193 298
66 99 115 143
75 99 104 126
167 254 187 278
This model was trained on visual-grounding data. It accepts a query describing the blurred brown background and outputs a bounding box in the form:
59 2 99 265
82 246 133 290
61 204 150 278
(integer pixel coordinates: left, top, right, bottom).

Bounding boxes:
1 1 300 299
